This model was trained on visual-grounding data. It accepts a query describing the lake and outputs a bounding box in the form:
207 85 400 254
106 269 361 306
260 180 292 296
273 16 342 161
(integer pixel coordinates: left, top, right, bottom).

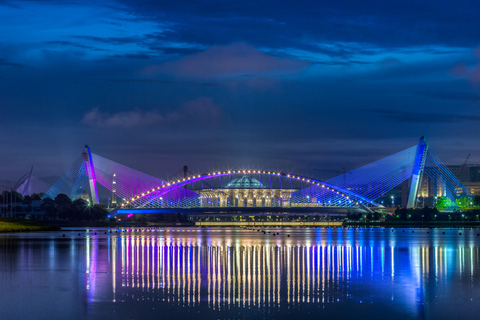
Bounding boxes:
1 227 480 319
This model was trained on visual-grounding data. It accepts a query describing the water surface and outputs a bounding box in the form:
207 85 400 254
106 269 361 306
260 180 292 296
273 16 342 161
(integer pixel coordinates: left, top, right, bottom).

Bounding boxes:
1 227 480 319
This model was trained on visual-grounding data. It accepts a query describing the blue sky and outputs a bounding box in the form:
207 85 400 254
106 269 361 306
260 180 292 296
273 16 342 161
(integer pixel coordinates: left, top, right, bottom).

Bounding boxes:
1 0 480 181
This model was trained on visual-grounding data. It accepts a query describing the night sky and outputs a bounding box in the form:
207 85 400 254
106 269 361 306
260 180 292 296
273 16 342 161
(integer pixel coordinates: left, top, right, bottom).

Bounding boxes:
1 0 480 183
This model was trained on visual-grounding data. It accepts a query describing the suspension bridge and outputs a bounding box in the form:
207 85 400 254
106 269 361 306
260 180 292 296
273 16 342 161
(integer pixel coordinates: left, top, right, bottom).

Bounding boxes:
42 137 470 215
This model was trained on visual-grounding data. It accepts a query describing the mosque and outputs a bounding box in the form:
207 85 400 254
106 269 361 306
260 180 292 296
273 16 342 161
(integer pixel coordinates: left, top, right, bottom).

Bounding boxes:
196 175 297 207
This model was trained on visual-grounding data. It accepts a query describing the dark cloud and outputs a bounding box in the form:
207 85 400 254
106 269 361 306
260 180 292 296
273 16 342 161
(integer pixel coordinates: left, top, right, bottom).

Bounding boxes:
118 0 480 48
45 40 96 50
314 60 371 66
146 42 310 78
367 109 480 123
416 91 480 101
111 53 152 59
70 35 142 46
0 58 23 68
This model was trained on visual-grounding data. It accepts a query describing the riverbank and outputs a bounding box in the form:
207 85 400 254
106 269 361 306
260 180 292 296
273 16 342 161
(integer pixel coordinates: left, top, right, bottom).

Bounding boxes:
0 219 61 233
344 221 480 228
196 221 343 227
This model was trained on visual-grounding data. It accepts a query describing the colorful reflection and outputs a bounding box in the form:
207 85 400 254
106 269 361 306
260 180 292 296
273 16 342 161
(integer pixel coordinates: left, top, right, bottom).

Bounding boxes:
77 228 480 318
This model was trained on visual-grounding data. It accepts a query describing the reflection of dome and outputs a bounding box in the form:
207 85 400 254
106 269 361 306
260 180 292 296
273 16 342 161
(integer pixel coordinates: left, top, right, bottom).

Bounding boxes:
225 175 265 189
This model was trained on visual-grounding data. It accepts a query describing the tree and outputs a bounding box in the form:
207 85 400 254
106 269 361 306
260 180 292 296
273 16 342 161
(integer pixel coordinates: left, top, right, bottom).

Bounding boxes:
473 196 480 207
395 207 408 220
45 205 58 220
71 198 88 220
23 195 32 205
1 191 23 203
437 196 455 210
347 212 362 220
91 204 108 221
55 194 72 220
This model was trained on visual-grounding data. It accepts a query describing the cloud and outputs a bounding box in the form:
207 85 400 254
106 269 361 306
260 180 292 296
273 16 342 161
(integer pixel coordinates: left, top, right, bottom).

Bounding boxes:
106 78 220 86
0 58 23 68
82 108 163 128
71 35 141 46
367 109 480 123
416 91 480 101
170 97 221 120
81 97 222 128
145 42 310 78
451 47 480 85
45 40 96 50
110 53 152 59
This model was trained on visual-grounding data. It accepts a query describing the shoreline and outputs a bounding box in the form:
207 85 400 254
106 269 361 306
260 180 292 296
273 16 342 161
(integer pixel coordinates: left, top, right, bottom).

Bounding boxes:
344 221 480 228
0 220 61 233
3 219 480 232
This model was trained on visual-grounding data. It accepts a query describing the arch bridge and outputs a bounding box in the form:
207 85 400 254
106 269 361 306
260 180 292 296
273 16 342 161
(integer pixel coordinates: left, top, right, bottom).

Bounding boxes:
118 170 378 214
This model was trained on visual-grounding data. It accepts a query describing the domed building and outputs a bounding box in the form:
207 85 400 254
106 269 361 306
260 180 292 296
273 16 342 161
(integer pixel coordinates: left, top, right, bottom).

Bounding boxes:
197 175 297 207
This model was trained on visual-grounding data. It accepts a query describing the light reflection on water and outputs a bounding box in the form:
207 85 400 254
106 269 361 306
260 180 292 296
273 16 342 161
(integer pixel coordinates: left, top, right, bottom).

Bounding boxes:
1 227 480 320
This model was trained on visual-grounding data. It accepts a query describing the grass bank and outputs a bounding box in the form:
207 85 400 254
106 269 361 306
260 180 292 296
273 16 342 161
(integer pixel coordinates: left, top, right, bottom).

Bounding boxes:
0 219 61 233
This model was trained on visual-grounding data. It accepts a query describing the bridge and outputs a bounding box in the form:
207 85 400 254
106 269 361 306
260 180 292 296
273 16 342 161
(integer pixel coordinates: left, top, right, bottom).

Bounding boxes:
42 137 471 215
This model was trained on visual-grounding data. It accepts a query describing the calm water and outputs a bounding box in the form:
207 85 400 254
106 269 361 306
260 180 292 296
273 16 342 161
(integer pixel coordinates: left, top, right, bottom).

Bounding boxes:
1 227 480 320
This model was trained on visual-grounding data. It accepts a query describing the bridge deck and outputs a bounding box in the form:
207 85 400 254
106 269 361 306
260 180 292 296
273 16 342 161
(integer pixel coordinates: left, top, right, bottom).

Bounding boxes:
115 206 367 215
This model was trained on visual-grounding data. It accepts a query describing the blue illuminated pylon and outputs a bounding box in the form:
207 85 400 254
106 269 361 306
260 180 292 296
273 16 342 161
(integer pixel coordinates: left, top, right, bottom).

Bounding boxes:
406 137 428 208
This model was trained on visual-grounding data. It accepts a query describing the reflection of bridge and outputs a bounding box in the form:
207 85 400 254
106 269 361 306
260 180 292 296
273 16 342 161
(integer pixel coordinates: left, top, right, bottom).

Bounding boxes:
43 137 470 214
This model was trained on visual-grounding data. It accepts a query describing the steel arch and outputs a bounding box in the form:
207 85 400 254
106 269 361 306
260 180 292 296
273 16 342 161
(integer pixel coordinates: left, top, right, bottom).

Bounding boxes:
122 170 381 209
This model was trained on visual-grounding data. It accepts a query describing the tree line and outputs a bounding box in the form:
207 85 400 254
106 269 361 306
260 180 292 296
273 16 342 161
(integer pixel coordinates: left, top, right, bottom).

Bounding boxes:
1 191 108 221
44 194 108 221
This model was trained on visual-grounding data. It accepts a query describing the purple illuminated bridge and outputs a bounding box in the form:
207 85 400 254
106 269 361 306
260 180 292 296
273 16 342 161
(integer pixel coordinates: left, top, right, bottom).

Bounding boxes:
42 138 471 214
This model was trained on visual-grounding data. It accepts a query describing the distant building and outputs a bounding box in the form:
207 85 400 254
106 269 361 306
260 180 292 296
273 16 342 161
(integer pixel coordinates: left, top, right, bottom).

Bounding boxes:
446 164 480 196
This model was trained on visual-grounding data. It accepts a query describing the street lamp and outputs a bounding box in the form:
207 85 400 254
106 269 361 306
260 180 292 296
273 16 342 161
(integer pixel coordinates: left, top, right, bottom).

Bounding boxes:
391 195 394 207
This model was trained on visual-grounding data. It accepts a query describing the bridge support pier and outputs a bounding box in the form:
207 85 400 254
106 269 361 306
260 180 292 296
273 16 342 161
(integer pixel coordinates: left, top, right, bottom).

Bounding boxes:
406 137 428 208
82 145 99 205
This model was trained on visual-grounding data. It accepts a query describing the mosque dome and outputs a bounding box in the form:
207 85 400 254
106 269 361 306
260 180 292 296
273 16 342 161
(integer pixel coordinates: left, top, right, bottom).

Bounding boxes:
225 175 265 189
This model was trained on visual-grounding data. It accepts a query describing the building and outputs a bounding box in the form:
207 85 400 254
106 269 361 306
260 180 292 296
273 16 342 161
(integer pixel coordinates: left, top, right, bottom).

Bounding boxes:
447 164 480 196
196 175 297 207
